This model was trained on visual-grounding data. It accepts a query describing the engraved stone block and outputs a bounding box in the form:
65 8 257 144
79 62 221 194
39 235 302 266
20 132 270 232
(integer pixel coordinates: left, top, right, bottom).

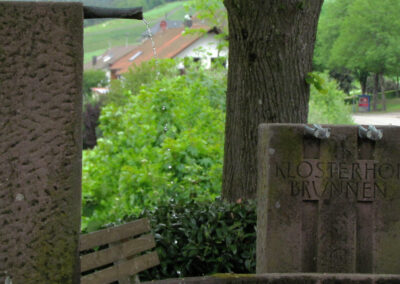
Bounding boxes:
257 124 400 274
0 2 83 283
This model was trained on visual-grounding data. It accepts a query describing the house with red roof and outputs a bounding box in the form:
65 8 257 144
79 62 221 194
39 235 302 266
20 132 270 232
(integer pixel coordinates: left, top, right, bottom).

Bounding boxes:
109 21 227 79
84 45 138 79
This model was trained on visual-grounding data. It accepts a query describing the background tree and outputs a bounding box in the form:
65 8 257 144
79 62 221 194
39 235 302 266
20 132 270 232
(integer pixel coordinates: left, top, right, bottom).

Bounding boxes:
82 70 107 149
222 0 323 201
329 0 400 110
313 0 359 94
313 0 354 71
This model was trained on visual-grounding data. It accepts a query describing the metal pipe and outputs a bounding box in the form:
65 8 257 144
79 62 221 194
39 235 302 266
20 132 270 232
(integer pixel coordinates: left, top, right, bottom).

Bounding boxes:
83 6 143 20
358 125 383 141
304 124 331 139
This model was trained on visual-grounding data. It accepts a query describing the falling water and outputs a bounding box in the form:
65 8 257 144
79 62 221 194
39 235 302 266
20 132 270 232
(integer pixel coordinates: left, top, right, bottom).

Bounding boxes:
142 18 160 79
142 18 171 170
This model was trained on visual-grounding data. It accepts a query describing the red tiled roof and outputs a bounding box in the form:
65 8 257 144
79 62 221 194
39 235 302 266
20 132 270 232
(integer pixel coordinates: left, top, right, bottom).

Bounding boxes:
84 45 137 71
110 24 209 77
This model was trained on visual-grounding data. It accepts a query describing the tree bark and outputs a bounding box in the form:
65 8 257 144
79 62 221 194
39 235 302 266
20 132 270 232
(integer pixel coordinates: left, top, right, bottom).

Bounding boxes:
380 73 386 111
373 73 379 111
222 0 323 201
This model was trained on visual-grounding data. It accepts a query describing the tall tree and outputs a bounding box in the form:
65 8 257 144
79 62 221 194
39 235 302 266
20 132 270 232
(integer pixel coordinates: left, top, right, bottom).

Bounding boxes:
330 0 400 110
222 0 323 201
313 0 354 71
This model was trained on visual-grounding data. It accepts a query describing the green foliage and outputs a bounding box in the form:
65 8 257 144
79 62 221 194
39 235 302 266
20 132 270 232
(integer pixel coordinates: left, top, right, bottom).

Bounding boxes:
186 0 228 51
306 72 328 94
308 73 353 124
83 69 108 96
328 0 400 76
107 59 178 105
132 198 256 280
82 63 226 232
314 0 354 71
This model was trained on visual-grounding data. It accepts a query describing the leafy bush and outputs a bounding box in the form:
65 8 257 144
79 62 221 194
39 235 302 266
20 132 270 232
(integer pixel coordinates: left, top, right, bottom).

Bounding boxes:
82 65 226 232
106 59 179 106
83 69 108 96
308 73 354 124
129 198 256 280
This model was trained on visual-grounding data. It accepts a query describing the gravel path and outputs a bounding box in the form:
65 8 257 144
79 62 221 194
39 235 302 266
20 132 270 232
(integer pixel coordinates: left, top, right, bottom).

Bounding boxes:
352 112 400 126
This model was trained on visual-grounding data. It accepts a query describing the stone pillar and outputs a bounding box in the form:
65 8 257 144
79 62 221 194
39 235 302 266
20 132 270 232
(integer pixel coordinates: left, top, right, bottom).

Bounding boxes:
257 124 400 274
0 2 82 283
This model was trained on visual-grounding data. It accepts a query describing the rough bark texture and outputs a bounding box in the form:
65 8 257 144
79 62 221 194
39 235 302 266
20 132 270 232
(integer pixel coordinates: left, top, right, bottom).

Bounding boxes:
222 0 323 201
0 2 83 283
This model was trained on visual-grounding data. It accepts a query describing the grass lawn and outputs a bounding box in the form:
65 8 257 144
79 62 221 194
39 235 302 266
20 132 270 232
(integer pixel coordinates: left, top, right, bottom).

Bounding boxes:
84 48 107 64
353 96 400 113
83 1 187 55
385 98 400 112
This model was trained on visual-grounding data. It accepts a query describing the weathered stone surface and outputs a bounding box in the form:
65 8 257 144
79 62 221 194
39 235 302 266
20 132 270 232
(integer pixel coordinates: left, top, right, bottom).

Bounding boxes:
257 124 400 274
0 2 83 283
143 273 400 284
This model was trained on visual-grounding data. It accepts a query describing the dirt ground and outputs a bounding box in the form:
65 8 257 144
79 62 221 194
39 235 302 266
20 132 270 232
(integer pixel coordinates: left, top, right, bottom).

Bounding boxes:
352 111 400 126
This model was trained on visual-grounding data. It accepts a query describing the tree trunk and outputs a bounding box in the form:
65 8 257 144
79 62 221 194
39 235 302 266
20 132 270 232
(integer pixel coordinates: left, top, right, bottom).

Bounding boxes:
380 73 386 111
373 73 379 111
222 0 323 201
359 71 368 95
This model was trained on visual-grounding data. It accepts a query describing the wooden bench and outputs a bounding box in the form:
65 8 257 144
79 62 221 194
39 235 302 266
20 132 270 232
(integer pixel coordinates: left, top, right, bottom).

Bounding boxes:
80 218 160 284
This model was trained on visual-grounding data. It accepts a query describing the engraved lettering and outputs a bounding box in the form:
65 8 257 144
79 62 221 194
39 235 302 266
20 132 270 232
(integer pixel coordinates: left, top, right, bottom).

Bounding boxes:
362 182 373 199
345 181 358 198
339 163 349 179
365 163 376 179
330 181 342 198
276 163 286 178
374 182 386 198
311 180 321 198
351 163 362 179
378 163 394 180
297 161 313 178
315 162 324 178
328 162 335 178
291 180 300 196
302 181 311 198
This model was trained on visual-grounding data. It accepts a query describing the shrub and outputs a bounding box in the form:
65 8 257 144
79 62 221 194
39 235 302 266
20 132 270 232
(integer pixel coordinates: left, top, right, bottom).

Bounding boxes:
82 65 226 232
308 73 354 124
127 198 257 280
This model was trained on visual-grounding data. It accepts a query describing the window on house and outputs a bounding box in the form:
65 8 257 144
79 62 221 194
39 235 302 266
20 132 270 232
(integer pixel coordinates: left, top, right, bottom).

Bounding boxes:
129 51 143 62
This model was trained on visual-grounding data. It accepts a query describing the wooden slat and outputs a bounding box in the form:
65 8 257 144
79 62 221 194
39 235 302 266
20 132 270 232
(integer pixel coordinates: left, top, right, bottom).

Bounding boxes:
81 234 156 272
81 251 160 284
80 218 151 251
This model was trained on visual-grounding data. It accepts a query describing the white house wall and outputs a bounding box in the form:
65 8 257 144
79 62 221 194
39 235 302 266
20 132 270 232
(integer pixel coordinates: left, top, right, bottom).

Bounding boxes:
174 34 228 69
